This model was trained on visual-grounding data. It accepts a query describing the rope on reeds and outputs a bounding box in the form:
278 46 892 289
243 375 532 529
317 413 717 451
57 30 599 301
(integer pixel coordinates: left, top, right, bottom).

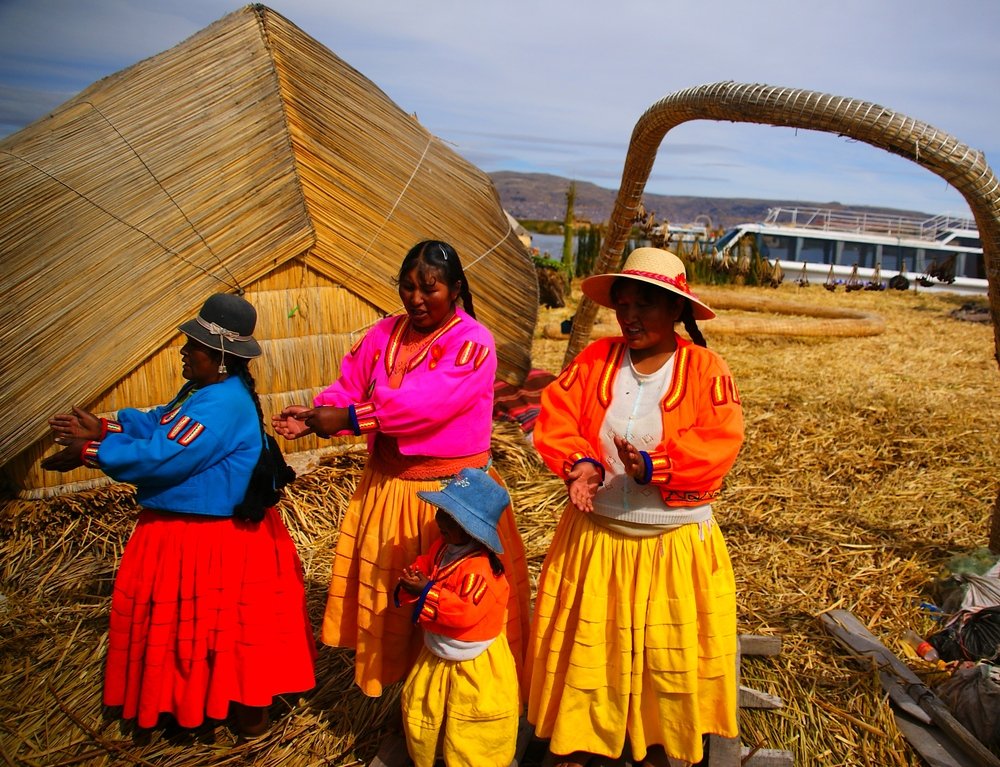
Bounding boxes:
566 81 1000 368
350 135 435 275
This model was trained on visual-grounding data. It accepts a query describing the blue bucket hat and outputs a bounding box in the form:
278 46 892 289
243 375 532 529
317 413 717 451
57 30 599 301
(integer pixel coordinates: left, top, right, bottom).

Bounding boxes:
417 468 509 554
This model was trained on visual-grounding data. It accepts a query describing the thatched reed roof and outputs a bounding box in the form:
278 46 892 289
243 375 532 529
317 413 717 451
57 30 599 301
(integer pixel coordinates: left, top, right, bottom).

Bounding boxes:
0 5 538 497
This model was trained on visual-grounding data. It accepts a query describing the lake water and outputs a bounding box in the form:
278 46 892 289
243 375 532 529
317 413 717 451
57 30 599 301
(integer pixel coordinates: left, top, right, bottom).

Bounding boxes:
530 233 575 259
527 232 649 264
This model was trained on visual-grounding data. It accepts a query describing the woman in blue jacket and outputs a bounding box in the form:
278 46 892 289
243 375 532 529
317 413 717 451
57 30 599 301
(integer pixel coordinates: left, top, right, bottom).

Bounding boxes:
43 293 315 738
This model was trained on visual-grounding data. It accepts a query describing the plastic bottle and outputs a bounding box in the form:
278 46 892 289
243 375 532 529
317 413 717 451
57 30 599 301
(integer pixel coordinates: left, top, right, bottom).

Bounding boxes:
901 629 940 661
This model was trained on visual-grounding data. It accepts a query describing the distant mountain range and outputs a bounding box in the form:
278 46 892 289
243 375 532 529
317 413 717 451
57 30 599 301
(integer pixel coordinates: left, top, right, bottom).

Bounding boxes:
489 171 934 230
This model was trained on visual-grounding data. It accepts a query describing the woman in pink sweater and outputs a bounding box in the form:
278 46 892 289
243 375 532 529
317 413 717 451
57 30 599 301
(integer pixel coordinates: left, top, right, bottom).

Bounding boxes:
272 240 529 698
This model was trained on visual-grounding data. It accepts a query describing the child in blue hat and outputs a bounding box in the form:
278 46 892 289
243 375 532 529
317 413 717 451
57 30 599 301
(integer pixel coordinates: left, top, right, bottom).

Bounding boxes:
394 467 520 767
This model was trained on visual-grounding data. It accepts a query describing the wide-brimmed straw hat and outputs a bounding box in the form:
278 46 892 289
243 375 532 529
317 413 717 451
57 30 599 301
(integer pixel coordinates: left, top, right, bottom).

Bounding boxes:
417 468 509 554
178 293 262 358
581 247 716 320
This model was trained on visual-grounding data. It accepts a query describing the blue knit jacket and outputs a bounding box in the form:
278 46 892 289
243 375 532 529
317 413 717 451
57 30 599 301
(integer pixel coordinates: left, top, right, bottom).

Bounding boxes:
92 376 261 517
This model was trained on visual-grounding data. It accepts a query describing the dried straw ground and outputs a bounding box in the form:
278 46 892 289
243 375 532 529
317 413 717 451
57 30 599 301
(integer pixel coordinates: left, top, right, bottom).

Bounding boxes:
2 281 999 766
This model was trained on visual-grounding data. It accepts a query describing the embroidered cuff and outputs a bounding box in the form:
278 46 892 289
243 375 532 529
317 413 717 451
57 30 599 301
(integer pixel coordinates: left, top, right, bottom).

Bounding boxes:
347 405 361 436
81 440 101 468
418 584 442 623
647 453 673 486
392 582 408 609
352 402 379 434
636 451 654 485
566 456 605 486
99 418 123 439
410 579 437 624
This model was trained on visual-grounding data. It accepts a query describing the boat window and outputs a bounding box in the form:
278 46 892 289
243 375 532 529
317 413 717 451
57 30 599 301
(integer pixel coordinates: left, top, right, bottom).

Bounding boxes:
800 238 836 265
881 245 917 272
952 236 980 249
761 234 792 260
961 252 985 279
841 242 878 269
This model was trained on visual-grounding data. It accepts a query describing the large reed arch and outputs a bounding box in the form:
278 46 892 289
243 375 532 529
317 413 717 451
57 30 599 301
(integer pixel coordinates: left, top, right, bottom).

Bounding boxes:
565 81 1000 549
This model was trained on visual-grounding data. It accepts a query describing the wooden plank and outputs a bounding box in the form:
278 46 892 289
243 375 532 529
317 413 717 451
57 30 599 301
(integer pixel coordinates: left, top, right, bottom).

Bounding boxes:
822 611 934 724
741 748 795 767
739 685 784 710
707 734 742 766
820 609 1000 767
894 713 982 767
739 634 782 657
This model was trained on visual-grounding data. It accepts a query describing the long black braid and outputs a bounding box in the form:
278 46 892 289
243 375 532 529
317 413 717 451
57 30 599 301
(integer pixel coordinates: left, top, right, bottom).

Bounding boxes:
680 300 707 348
486 549 505 576
230 357 263 423
397 240 476 318
225 356 296 522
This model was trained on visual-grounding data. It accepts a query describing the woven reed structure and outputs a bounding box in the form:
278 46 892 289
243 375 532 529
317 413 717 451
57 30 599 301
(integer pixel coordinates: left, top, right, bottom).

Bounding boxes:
564 80 1000 551
0 5 538 499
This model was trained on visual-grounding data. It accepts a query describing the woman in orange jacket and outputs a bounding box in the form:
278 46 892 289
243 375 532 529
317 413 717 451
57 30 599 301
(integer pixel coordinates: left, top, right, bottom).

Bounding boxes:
526 247 744 767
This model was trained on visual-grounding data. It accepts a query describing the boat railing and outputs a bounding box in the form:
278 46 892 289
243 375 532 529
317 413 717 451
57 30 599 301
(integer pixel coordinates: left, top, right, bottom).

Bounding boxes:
762 206 977 242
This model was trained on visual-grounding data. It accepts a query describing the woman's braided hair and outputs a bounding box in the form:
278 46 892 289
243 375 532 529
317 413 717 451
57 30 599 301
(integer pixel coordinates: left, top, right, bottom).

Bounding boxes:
224 356 296 522
679 300 707 348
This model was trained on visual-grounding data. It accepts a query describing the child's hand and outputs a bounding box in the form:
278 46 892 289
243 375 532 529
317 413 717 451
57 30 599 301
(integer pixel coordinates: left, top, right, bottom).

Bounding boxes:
398 566 429 595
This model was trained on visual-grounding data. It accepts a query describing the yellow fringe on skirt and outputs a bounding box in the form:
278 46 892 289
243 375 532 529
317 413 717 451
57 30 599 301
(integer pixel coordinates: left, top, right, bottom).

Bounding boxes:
401 635 520 767
321 461 531 697
526 505 738 764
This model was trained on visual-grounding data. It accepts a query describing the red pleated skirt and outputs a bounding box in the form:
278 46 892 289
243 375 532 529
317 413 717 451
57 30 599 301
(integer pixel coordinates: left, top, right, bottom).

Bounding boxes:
103 507 317 729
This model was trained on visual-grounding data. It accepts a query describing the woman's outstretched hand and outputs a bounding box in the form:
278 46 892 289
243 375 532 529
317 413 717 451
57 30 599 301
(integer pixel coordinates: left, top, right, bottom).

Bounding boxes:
49 406 101 444
298 406 349 439
41 440 86 472
566 461 602 513
271 405 315 439
273 405 351 440
613 435 648 483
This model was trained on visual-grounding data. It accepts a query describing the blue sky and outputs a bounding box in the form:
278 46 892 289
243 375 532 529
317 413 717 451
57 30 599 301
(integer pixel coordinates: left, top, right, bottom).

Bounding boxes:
2 0 998 218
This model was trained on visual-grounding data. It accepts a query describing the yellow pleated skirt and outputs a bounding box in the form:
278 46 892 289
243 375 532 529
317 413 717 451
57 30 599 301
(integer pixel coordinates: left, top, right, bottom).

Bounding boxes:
401 635 520 767
320 461 531 698
526 505 738 765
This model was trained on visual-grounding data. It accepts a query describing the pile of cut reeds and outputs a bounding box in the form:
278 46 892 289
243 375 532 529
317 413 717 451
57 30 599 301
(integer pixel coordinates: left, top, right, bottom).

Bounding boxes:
2 281 999 766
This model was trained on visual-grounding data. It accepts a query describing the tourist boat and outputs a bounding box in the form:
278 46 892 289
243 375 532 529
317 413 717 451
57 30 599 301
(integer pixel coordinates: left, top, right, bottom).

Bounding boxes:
713 206 988 296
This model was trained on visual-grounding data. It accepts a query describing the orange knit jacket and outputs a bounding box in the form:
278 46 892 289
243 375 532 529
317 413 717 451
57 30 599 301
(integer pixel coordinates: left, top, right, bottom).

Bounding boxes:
396 537 509 642
534 334 744 506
